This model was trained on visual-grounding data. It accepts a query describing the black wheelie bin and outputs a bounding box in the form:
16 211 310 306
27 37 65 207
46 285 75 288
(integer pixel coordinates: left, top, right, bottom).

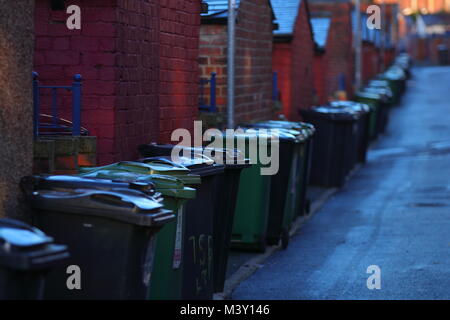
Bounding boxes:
138 143 249 294
300 106 360 187
0 218 69 300
21 182 174 300
137 154 225 299
328 101 372 164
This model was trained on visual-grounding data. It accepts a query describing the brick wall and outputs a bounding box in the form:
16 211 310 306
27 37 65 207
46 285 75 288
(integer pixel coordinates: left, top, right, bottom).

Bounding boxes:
272 42 292 114
313 52 326 104
199 0 274 126
362 42 378 85
34 0 200 164
310 2 354 102
272 0 315 120
290 0 315 120
113 0 161 164
159 0 200 143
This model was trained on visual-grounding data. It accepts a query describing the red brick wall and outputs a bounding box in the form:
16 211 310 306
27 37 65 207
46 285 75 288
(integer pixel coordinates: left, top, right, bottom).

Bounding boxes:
313 52 326 104
310 2 354 102
272 0 315 120
199 0 274 126
199 24 227 115
34 0 200 164
362 42 378 85
290 0 315 120
159 0 200 143
113 0 161 164
272 42 292 114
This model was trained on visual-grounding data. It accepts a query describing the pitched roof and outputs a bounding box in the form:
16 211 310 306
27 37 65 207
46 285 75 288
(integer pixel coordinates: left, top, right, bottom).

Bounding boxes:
310 16 330 48
271 0 303 35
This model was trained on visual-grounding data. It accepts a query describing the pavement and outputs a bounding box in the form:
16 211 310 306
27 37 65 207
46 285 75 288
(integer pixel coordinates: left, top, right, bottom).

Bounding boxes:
230 66 450 300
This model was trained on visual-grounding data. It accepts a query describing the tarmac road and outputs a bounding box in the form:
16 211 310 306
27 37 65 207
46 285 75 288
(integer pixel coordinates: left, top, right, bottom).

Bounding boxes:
232 66 450 300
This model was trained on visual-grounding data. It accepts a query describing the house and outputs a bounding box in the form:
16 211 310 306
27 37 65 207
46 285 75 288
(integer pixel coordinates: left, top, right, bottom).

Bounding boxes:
271 0 316 121
308 0 354 103
199 0 276 126
33 0 201 165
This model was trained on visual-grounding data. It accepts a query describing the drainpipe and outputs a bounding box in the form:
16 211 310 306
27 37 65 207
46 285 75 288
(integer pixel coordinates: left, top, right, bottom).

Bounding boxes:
227 0 236 129
355 0 362 91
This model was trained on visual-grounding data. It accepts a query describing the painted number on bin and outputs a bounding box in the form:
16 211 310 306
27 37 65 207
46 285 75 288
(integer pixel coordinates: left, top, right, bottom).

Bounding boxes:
188 234 213 295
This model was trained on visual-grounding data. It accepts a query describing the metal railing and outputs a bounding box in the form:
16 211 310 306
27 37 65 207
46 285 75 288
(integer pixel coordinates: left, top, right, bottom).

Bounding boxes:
33 72 83 137
199 72 217 112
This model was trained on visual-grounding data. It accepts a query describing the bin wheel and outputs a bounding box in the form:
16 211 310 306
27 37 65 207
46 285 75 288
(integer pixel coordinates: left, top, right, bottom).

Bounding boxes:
304 198 311 215
281 228 290 250
266 237 280 246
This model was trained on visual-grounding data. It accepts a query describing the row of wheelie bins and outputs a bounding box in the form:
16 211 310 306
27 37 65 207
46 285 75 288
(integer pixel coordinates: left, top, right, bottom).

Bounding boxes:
300 54 411 188
3 56 410 300
4 123 315 300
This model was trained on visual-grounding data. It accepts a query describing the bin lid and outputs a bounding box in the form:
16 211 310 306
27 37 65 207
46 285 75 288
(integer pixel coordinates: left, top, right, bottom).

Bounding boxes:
138 143 251 171
97 172 196 200
243 123 306 143
254 121 316 139
21 175 157 198
328 101 372 113
140 156 224 179
362 87 392 101
264 120 315 134
76 170 196 199
355 91 382 100
29 189 174 227
0 218 69 271
301 106 360 121
79 161 190 176
202 147 250 169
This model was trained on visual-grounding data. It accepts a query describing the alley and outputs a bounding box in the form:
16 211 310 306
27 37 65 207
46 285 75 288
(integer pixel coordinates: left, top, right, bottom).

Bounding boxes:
232 66 450 300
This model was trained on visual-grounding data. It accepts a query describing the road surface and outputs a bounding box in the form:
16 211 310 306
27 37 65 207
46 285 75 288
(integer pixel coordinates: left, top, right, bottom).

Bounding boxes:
232 66 450 300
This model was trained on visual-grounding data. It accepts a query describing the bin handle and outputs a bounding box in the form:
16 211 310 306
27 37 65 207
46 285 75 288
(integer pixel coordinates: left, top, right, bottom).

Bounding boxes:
0 218 46 236
90 193 134 208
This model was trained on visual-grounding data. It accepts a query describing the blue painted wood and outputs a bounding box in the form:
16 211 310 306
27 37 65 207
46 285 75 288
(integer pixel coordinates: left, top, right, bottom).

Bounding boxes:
272 71 279 101
32 72 83 136
199 72 217 112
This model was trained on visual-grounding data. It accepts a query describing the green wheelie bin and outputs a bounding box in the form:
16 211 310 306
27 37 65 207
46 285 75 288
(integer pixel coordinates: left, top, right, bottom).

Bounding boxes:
225 129 275 253
354 91 382 141
255 120 315 217
240 125 301 249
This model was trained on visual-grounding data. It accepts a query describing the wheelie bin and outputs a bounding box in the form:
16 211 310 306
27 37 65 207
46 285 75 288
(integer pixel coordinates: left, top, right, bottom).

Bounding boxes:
354 91 382 141
361 87 391 134
138 144 250 293
225 130 274 252
22 185 174 300
300 106 360 188
328 101 372 163
80 159 222 300
139 156 224 300
240 126 301 249
38 173 197 300
0 218 69 300
255 121 315 217
377 66 407 104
